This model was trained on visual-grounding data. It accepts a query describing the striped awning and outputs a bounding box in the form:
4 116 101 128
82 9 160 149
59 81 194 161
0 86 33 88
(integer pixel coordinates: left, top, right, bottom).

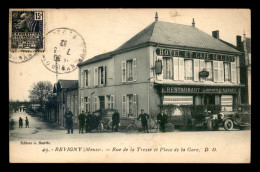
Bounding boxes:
163 96 193 105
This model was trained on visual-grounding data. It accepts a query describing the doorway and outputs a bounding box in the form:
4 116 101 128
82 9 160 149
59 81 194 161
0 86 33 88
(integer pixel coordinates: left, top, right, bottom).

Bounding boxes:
99 96 105 110
204 95 215 105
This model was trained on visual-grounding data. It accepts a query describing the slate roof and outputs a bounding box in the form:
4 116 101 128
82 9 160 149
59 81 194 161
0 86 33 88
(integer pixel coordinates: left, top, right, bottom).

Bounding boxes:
78 21 241 66
53 80 78 93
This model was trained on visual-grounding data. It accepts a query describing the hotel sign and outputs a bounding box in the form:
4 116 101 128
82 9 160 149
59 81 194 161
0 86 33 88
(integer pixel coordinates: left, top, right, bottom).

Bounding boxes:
156 48 235 62
163 86 238 94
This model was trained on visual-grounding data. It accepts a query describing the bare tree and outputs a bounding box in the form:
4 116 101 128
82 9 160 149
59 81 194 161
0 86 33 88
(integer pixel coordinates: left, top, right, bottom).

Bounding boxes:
29 81 53 111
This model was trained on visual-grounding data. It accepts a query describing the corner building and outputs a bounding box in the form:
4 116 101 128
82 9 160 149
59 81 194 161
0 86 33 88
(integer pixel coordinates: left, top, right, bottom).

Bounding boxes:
78 16 243 119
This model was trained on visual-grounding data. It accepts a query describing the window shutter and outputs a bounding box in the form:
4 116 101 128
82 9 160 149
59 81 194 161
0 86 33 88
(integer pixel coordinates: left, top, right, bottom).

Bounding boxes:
213 61 219 82
179 58 184 80
111 95 115 109
173 57 179 80
103 65 107 85
157 56 163 81
94 67 98 86
122 94 126 117
81 71 84 87
199 60 205 81
88 69 91 86
105 96 108 109
231 62 237 83
121 61 126 82
133 94 137 117
194 59 199 81
133 58 137 81
236 57 240 84
81 97 84 111
219 61 224 82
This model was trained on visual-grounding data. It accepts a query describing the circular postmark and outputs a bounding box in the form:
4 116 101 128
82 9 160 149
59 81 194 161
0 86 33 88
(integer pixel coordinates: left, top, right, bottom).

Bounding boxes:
41 28 86 74
9 51 37 63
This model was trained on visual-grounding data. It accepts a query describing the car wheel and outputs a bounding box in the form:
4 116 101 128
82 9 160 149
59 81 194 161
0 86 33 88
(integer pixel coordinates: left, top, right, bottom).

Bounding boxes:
224 119 233 131
98 123 104 132
207 119 214 131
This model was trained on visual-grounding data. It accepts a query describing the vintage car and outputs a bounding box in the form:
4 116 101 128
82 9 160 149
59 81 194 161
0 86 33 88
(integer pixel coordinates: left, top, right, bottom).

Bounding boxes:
91 109 116 132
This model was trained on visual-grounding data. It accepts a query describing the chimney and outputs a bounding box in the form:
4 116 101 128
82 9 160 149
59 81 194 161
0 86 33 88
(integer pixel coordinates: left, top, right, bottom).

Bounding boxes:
236 35 242 50
192 18 195 27
212 30 219 39
155 12 158 22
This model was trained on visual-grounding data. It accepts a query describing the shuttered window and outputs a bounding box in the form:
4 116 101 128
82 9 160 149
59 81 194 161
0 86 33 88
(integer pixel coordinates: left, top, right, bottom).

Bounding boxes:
111 95 115 109
213 61 219 82
94 67 98 86
85 97 90 112
199 60 205 81
219 61 224 82
81 71 84 87
184 59 193 81
156 56 163 81
163 57 173 79
179 58 184 80
133 58 137 81
80 97 84 111
121 61 126 82
206 61 213 81
231 62 237 83
224 63 231 82
122 94 126 117
173 57 179 80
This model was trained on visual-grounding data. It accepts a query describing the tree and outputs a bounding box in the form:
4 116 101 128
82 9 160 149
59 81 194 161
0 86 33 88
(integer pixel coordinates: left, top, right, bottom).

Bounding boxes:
29 81 53 111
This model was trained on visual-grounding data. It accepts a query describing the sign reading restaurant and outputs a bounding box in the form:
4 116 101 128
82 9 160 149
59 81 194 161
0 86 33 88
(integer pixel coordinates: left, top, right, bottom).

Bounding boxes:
163 86 238 94
156 48 235 62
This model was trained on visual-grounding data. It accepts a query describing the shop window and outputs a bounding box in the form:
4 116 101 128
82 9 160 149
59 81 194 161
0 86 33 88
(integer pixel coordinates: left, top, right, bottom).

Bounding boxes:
163 96 193 105
205 61 213 81
163 57 173 79
185 59 193 80
224 63 231 82
221 95 233 111
85 97 90 112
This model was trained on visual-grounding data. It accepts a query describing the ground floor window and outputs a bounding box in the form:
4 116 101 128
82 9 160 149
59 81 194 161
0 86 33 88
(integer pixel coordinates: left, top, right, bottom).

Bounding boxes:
106 95 115 109
221 95 233 111
122 94 137 118
85 97 90 112
163 95 193 105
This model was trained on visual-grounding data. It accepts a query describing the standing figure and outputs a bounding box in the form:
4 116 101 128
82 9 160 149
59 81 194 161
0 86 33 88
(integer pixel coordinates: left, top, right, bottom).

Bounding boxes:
78 110 86 134
85 112 93 133
19 117 23 128
112 110 120 132
10 119 15 130
137 109 149 133
64 108 74 134
25 117 29 128
157 110 168 132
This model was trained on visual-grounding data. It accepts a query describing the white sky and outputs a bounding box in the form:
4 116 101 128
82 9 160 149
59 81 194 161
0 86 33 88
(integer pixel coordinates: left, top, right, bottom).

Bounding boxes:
9 8 251 101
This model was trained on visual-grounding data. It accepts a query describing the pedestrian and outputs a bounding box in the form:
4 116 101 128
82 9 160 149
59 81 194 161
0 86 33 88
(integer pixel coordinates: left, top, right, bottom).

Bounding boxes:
78 110 86 134
85 112 92 133
10 119 15 130
157 109 168 132
64 107 74 134
19 117 23 128
112 110 120 132
137 109 149 133
25 117 29 128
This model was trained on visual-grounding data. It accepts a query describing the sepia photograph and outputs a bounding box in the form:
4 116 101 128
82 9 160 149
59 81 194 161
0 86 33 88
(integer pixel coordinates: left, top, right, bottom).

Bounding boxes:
9 8 251 163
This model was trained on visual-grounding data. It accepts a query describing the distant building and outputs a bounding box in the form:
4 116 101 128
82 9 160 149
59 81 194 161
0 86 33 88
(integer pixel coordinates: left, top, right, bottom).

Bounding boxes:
53 80 79 127
78 13 243 119
219 32 251 105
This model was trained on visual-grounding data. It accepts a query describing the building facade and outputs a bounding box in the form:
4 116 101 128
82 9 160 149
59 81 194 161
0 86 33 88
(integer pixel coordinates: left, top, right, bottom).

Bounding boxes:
53 80 79 127
78 15 243 119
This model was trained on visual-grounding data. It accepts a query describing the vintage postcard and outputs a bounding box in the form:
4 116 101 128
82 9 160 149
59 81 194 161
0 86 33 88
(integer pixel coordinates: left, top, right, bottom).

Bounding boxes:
9 8 251 163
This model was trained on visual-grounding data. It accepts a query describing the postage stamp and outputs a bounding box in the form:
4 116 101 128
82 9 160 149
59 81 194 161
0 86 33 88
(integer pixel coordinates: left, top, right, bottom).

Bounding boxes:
41 28 86 74
9 9 45 63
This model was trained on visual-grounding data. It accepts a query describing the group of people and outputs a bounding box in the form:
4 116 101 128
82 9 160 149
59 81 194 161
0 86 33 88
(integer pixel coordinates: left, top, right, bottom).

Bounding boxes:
137 109 168 133
64 106 169 134
13 117 29 128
